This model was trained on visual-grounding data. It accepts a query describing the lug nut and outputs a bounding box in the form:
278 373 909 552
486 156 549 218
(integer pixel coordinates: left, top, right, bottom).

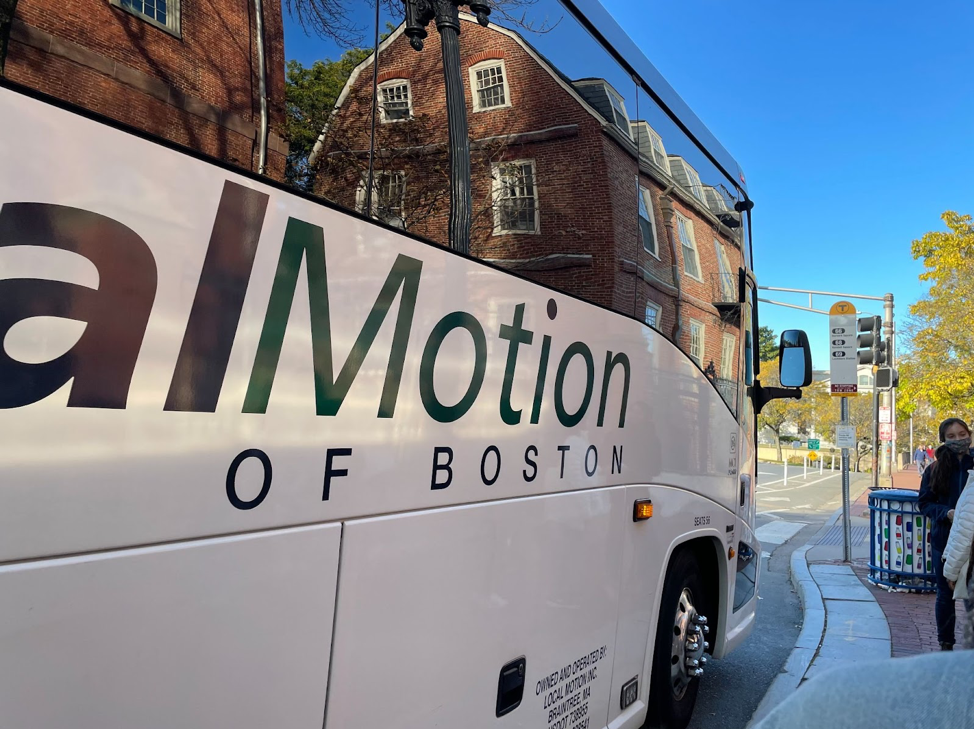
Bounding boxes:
690 625 702 635
692 668 704 677
700 655 708 665
694 615 708 625
702 625 710 635
703 641 710 651
686 658 699 668
687 641 700 652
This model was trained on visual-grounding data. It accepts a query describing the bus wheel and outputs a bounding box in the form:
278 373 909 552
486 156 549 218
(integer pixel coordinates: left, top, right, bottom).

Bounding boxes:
646 548 710 729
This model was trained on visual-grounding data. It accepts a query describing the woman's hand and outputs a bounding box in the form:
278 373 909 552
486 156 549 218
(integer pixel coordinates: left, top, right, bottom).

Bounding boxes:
947 579 956 590
948 509 955 522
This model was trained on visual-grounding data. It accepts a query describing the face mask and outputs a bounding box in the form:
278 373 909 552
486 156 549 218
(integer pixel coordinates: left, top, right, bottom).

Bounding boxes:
944 437 972 454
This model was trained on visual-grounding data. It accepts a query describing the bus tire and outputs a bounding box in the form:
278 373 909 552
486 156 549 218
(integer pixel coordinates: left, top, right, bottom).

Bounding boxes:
645 547 709 729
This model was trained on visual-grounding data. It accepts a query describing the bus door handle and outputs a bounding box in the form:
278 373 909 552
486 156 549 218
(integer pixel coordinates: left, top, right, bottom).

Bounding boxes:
739 474 751 507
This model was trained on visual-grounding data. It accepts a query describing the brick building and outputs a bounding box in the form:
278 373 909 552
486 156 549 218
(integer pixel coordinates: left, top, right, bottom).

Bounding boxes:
1 0 288 178
312 16 746 405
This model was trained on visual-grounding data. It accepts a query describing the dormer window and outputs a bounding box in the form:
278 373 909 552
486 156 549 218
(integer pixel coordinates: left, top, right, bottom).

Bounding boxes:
632 121 669 172
668 156 705 201
378 80 412 122
572 80 631 138
470 60 510 111
703 186 728 212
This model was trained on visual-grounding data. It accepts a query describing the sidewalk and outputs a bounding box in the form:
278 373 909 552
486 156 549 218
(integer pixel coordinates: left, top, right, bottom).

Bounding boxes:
750 471 961 725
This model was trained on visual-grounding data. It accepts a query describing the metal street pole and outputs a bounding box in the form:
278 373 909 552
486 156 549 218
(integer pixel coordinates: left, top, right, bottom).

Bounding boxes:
883 293 896 469
841 396 852 561
871 384 879 489
404 0 490 255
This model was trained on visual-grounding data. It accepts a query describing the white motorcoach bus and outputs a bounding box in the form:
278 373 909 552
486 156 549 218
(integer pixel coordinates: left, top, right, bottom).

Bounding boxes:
0 2 811 728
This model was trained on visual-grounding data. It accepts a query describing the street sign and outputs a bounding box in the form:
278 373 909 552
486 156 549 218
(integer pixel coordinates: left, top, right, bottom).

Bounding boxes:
879 406 891 424
879 423 892 442
836 425 856 448
808 439 820 450
829 301 858 396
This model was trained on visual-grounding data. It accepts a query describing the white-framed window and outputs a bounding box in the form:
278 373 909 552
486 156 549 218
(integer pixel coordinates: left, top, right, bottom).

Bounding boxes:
676 214 702 280
638 183 659 257
859 374 873 387
721 333 736 380
378 79 412 122
685 165 704 200
689 319 705 367
112 0 180 35
492 160 539 234
645 301 662 329
714 238 735 300
648 129 668 170
606 88 631 137
356 171 406 226
470 60 511 111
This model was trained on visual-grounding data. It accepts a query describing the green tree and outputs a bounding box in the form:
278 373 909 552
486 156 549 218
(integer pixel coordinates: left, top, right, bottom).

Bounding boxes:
899 211 974 412
284 51 372 191
758 325 778 363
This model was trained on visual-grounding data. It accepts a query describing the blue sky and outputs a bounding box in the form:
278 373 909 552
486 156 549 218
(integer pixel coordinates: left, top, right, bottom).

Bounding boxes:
282 1 974 369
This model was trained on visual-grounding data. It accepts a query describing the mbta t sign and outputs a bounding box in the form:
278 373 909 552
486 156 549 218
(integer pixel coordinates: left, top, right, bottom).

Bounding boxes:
829 301 858 396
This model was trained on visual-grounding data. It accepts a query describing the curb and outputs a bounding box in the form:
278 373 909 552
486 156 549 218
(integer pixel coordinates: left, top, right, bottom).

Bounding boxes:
745 510 841 728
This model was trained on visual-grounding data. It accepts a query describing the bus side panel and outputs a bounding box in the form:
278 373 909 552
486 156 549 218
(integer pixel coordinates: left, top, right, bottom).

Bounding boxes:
607 486 730 729
0 524 341 729
325 489 626 729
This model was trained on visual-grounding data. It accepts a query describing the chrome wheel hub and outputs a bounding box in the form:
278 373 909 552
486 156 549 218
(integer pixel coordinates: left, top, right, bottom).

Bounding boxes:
669 588 709 699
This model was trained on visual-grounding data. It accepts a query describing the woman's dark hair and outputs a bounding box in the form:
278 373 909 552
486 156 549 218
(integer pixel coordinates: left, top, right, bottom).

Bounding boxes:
938 417 971 443
930 446 958 498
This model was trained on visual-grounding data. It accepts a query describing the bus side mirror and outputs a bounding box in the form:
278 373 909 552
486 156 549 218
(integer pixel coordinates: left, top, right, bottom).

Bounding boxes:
779 329 812 388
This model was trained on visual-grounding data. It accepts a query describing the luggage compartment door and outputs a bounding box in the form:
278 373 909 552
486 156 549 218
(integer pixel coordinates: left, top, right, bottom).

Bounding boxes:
0 524 342 729
325 488 627 729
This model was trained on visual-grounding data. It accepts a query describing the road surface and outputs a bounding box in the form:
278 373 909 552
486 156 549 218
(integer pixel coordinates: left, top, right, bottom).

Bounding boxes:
687 462 869 729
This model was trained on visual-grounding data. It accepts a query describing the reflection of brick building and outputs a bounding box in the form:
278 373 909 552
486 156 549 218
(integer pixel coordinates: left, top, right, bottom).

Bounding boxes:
313 17 744 399
2 0 287 178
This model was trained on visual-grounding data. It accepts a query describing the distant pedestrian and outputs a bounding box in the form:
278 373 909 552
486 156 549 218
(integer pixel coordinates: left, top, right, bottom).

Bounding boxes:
928 444 936 461
918 418 973 650
943 468 974 650
915 445 928 473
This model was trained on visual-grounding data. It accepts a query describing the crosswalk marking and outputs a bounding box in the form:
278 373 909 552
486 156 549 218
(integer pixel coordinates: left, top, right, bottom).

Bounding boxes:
754 520 807 547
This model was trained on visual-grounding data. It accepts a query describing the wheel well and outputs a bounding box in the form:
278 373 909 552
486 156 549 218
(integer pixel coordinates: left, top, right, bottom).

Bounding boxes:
671 537 722 653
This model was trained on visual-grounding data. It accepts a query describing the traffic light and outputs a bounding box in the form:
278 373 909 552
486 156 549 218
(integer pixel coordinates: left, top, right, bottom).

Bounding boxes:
857 316 886 365
875 367 899 390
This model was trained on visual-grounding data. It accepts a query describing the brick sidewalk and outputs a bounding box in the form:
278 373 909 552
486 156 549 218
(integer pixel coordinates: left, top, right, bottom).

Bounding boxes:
850 564 964 655
891 464 922 490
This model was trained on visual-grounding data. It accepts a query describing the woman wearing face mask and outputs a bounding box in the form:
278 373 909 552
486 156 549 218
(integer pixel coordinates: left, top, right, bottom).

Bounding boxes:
918 417 974 650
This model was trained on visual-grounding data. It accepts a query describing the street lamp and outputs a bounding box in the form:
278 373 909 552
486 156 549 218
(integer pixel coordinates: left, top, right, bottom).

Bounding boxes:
402 0 491 255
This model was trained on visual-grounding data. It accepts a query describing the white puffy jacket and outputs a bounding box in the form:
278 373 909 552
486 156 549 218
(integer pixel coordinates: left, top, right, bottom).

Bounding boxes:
942 469 974 583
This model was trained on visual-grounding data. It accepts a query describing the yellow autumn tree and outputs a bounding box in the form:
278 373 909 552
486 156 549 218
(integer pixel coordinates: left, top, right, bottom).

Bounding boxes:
899 212 974 414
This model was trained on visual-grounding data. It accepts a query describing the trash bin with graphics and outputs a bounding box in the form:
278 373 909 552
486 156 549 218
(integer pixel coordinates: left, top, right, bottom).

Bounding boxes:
868 489 936 592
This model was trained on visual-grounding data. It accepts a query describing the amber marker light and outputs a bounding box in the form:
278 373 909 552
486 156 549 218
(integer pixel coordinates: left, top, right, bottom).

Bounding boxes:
633 500 653 521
